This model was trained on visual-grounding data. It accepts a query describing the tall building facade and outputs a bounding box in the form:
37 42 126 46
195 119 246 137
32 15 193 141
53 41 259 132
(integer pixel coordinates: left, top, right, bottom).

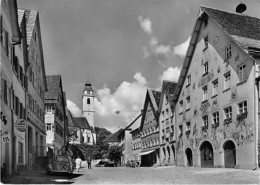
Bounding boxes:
1 0 21 176
139 89 161 167
158 81 177 166
20 9 47 171
82 81 96 144
45 75 66 156
172 6 260 169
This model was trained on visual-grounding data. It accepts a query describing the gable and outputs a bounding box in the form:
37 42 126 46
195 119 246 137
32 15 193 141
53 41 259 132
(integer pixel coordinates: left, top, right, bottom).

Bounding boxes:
172 6 258 104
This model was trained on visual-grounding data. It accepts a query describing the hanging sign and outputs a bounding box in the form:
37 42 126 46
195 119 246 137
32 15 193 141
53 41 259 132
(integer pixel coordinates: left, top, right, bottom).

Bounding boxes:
2 134 10 143
16 119 27 132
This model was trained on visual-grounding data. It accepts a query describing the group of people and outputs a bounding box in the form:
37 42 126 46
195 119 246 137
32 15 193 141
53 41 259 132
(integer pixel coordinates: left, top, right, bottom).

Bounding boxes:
75 156 92 172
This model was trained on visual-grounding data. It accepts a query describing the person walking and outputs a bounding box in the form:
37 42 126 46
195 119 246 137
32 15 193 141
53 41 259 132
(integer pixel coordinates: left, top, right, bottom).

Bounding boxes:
87 157 92 169
75 156 82 172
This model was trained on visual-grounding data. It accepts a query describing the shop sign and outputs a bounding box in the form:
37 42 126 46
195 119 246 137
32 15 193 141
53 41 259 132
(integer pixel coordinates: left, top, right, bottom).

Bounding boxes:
2 134 10 143
16 119 27 132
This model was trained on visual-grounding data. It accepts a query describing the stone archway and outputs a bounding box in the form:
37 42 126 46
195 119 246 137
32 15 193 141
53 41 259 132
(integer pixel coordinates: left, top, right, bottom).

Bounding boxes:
167 146 170 163
200 141 214 168
185 148 193 167
223 140 236 168
163 147 166 164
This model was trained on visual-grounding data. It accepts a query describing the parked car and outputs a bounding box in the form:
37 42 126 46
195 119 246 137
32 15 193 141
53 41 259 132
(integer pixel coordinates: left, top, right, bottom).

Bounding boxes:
46 155 74 175
95 160 117 167
126 160 140 168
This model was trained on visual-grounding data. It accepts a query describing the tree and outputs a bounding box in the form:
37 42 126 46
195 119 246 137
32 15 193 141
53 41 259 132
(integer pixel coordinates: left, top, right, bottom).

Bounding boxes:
91 127 112 159
108 145 122 164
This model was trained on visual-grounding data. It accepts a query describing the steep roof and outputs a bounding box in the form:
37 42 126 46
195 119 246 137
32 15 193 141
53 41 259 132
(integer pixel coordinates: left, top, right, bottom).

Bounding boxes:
23 9 38 46
140 89 161 131
147 89 161 111
158 80 178 113
125 113 143 131
172 6 260 104
201 6 260 50
45 75 61 103
74 117 91 130
67 109 80 128
103 128 123 143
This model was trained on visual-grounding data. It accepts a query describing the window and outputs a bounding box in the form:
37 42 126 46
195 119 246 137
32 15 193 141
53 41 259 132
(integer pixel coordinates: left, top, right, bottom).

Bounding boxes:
238 101 247 114
202 86 208 101
203 62 208 76
204 36 208 51
202 115 208 127
87 98 90 104
179 100 183 113
18 142 23 164
224 72 231 90
186 96 190 110
224 106 232 119
238 64 246 82
186 122 191 131
46 123 52 131
212 80 218 96
212 111 219 125
225 44 232 59
179 125 183 137
187 75 191 86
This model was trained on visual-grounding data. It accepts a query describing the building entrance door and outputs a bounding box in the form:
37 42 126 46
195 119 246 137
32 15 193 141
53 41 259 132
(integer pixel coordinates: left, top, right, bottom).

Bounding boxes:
224 140 236 168
185 148 193 167
200 141 214 167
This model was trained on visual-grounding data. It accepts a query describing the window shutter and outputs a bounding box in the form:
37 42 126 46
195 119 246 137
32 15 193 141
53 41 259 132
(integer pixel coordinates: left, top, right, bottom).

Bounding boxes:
4 79 7 104
0 15 2 43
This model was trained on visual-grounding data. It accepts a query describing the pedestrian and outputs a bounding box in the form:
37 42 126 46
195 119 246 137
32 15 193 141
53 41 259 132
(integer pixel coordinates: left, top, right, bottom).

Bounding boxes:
87 157 92 169
75 156 82 172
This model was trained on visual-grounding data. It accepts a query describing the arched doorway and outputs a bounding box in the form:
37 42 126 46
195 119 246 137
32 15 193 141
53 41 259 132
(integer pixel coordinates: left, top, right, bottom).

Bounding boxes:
200 141 214 168
223 140 236 168
163 147 166 163
185 148 193 167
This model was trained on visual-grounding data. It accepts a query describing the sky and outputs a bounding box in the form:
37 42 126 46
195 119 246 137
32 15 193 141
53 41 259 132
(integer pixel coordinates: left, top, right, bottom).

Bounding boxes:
18 0 260 133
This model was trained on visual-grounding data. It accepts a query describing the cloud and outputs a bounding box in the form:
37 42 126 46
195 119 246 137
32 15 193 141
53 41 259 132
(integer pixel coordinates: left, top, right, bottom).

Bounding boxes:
138 16 152 35
67 100 83 117
94 73 147 129
138 16 190 61
159 67 181 82
173 36 191 57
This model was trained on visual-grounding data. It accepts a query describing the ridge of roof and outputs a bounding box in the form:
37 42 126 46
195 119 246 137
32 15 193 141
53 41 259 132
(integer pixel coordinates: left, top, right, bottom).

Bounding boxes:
200 6 260 49
103 128 123 143
74 117 91 130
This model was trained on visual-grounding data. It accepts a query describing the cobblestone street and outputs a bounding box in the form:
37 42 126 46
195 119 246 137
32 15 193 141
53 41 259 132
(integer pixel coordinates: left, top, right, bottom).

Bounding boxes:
4 165 260 184
75 166 259 184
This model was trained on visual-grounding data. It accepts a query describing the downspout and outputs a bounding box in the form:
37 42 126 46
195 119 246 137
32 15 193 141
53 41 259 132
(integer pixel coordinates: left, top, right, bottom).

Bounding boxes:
253 57 259 169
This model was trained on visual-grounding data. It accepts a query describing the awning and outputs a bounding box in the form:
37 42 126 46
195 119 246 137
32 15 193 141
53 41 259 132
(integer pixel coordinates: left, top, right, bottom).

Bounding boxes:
136 150 155 156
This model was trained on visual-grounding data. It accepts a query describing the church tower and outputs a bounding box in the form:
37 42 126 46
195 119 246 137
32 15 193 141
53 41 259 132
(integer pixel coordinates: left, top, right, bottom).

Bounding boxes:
82 80 95 129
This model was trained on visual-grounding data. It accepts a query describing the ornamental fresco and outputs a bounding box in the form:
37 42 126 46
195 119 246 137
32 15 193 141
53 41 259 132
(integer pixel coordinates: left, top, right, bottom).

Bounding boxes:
200 100 210 112
193 119 254 150
198 72 214 88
